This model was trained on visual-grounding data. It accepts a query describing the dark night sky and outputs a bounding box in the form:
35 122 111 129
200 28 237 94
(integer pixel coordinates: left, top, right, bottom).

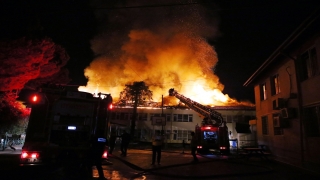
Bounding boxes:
1 0 319 103
212 0 319 103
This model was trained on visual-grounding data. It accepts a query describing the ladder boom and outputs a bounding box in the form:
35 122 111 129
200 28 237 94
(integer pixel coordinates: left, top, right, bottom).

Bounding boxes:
169 88 223 126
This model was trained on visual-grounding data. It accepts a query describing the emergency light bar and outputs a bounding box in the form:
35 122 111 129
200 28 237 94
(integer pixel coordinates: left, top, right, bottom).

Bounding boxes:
67 126 76 130
201 126 218 130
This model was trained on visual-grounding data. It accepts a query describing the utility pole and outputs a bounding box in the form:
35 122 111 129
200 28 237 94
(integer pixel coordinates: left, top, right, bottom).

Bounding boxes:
131 88 139 139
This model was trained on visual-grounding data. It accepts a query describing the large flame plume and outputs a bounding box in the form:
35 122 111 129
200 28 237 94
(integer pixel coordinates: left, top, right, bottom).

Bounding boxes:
79 1 253 106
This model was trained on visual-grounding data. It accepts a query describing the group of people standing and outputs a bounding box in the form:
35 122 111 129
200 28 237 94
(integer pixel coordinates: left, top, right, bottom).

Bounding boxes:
90 129 199 179
108 130 131 156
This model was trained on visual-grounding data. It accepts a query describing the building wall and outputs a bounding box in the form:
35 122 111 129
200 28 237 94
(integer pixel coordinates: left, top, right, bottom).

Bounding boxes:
254 35 320 166
298 37 320 165
254 58 303 165
109 106 255 145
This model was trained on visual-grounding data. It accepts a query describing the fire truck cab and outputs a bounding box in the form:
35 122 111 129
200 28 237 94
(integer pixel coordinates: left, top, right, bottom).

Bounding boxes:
20 87 112 166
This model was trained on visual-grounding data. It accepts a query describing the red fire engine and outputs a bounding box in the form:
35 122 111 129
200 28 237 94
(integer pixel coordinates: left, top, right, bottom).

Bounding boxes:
169 88 230 154
20 86 112 165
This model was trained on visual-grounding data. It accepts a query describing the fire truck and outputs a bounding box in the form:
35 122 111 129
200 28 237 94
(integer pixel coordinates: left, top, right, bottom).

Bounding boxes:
20 86 112 166
169 88 230 154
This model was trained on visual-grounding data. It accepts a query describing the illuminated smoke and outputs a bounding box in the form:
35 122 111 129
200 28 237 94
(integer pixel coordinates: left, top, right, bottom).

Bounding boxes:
79 0 253 106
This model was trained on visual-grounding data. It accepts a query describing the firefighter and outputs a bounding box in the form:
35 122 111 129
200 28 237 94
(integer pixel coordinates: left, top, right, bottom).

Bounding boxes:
181 140 185 154
108 132 117 155
151 131 164 165
88 129 108 180
120 130 130 156
190 131 198 163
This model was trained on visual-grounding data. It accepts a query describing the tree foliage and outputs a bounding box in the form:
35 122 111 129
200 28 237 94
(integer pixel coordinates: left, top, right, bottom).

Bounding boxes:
0 37 70 131
0 37 70 91
0 92 30 133
119 81 153 106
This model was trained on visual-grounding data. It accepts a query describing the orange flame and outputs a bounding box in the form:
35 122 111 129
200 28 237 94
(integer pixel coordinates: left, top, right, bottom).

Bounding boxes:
79 30 253 106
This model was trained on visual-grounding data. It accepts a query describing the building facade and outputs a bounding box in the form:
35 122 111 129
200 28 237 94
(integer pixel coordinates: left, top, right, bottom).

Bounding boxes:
244 10 320 168
108 106 255 146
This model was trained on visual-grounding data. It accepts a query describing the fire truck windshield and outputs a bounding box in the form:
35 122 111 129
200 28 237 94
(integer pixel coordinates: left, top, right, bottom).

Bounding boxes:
203 131 217 141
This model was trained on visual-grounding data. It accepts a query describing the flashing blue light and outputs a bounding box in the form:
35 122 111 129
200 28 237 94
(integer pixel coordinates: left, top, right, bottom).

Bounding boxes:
98 138 106 142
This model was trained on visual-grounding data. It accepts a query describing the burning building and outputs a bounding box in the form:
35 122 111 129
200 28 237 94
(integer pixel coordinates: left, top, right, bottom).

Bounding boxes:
76 1 256 145
108 104 256 146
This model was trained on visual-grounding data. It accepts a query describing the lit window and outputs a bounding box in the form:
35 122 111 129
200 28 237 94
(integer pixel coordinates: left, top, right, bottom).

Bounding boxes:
175 130 189 140
260 83 267 101
271 74 280 95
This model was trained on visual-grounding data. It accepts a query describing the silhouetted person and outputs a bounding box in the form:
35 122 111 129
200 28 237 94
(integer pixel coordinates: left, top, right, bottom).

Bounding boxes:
5 132 15 151
8 140 16 151
108 132 116 155
181 140 185 154
88 129 108 180
120 130 130 156
190 132 198 163
151 131 164 165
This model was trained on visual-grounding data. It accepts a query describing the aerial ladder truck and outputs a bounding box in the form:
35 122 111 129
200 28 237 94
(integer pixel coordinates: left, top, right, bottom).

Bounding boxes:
169 88 230 154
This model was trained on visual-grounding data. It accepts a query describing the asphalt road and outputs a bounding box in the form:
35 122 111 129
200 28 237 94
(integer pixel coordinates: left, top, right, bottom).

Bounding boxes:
0 145 319 180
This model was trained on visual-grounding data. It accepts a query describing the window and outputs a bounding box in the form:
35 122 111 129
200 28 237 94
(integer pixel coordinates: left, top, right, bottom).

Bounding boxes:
125 113 132 121
120 113 125 120
299 47 318 81
271 74 280 95
173 130 177 140
165 114 171 121
260 83 267 101
110 112 120 120
173 114 193 122
273 114 283 135
150 113 161 121
262 116 268 135
173 130 190 140
166 130 171 140
303 105 320 137
138 113 148 121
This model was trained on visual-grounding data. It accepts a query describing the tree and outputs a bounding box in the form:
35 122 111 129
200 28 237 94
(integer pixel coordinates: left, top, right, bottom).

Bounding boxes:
0 37 70 130
0 37 70 91
0 92 30 134
119 81 153 138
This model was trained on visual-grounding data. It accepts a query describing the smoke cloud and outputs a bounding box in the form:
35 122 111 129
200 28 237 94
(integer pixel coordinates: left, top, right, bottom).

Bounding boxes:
79 0 250 106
